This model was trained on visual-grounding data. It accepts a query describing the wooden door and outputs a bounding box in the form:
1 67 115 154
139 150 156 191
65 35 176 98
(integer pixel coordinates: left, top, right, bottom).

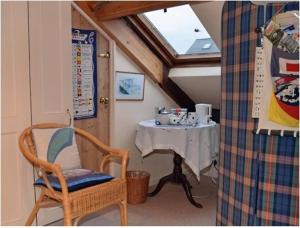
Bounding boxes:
72 7 111 171
1 2 35 225
28 1 73 225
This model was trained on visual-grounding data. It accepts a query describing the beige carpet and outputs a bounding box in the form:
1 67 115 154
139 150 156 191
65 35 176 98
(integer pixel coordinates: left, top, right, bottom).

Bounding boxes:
51 175 217 226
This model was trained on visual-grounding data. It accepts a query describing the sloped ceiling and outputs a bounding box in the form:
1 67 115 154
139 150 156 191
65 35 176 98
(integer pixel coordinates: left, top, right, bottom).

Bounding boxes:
169 67 221 109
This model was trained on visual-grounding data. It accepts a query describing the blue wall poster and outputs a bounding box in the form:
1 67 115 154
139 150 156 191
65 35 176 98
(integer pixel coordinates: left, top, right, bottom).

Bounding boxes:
72 28 97 119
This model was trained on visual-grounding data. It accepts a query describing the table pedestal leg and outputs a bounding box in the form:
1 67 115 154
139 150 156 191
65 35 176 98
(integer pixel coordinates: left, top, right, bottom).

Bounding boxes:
148 153 203 208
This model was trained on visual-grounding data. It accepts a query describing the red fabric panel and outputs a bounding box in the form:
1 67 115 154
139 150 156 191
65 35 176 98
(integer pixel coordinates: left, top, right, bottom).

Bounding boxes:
286 63 299 72
277 99 299 119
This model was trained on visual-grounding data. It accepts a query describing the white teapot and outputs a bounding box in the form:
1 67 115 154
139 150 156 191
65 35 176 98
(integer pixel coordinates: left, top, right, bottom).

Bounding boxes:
156 109 171 125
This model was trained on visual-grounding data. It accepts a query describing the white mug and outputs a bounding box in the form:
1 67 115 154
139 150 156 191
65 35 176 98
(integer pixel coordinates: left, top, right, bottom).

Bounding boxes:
169 114 180 125
178 111 187 124
188 112 198 125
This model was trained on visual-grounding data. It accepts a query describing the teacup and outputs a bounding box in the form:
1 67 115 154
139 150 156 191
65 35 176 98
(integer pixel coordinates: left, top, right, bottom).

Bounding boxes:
188 112 198 125
178 111 187 119
169 114 180 125
178 111 188 124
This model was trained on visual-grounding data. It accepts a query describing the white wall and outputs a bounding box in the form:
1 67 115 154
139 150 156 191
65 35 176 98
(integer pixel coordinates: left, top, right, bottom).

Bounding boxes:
111 47 177 185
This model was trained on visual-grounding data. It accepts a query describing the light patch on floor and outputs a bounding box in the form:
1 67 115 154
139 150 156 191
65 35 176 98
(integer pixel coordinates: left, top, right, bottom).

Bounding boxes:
50 175 217 226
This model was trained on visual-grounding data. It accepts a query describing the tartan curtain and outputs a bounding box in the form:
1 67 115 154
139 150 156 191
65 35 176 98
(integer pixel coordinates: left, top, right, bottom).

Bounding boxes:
217 1 299 225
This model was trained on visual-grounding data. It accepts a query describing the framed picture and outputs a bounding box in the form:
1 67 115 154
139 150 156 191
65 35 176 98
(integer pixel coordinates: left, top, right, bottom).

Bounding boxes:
115 71 145 100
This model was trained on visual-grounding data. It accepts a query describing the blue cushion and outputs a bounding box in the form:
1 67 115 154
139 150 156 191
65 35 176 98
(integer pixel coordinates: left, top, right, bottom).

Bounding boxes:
34 169 114 192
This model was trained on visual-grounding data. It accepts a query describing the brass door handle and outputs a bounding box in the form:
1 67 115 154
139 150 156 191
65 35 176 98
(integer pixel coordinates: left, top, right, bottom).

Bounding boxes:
100 97 109 104
97 52 110 58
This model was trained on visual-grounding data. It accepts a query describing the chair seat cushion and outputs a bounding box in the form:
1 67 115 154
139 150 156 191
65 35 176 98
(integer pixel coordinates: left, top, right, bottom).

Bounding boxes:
34 169 114 192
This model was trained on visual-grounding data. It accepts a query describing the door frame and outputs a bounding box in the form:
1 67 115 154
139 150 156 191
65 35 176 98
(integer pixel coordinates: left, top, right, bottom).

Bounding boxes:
71 2 116 167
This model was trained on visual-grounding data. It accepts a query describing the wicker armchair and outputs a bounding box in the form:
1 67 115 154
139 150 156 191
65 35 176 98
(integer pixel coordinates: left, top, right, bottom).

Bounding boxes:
19 123 129 226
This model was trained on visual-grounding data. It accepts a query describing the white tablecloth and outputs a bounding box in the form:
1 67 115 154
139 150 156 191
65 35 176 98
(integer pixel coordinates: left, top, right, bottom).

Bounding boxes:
135 119 219 180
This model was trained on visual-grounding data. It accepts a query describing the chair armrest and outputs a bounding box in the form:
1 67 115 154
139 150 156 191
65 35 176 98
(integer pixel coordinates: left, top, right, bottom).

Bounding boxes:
19 130 69 199
100 149 129 179
75 127 125 156
74 128 129 178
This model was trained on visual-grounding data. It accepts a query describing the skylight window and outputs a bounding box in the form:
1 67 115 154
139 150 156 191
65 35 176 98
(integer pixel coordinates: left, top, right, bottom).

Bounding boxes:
144 4 220 55
202 43 212 49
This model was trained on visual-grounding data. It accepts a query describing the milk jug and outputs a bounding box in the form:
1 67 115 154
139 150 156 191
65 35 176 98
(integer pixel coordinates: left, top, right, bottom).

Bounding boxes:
195 104 212 124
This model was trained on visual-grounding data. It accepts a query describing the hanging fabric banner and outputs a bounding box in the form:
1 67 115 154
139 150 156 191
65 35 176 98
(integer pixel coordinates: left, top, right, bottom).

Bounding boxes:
268 46 298 126
72 28 97 119
257 11 299 131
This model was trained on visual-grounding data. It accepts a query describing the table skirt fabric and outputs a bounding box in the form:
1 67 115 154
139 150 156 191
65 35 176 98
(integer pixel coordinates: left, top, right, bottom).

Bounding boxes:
135 119 219 180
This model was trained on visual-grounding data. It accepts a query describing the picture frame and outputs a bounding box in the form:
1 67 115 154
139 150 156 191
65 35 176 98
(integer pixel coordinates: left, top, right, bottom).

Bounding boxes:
115 71 145 101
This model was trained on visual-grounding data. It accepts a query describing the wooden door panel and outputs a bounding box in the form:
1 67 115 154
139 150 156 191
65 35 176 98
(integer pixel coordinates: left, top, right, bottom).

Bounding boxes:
72 7 110 171
1 2 35 225
29 1 73 125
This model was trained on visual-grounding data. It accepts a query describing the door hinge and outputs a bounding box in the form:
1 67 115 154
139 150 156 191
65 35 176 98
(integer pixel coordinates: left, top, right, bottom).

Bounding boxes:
98 52 110 58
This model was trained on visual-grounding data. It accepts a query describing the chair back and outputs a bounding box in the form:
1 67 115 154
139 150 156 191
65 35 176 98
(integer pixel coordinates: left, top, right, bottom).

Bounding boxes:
19 123 81 171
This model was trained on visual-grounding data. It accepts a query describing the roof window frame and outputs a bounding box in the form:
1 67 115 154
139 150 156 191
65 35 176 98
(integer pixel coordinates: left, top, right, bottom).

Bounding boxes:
125 5 221 67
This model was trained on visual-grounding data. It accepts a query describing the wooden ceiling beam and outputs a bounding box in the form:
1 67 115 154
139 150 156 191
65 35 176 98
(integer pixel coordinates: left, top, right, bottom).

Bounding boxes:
90 1 189 21
101 19 164 84
74 1 164 84
125 16 174 67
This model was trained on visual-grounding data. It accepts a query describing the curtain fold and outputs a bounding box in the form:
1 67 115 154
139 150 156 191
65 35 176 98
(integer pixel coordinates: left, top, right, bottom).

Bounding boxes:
217 1 299 225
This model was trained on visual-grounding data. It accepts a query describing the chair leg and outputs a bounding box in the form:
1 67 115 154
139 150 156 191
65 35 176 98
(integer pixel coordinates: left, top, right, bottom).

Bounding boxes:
73 217 82 226
118 200 128 226
25 191 45 226
63 199 72 226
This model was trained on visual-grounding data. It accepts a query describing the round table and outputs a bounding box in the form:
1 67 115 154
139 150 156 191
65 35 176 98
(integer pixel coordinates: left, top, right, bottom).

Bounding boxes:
135 119 219 208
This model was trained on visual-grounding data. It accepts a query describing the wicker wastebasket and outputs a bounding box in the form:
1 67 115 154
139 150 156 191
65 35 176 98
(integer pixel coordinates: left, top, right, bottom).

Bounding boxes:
126 170 150 204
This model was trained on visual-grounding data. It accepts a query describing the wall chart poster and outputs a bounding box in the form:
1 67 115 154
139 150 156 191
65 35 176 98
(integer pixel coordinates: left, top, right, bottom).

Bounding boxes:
72 28 97 119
